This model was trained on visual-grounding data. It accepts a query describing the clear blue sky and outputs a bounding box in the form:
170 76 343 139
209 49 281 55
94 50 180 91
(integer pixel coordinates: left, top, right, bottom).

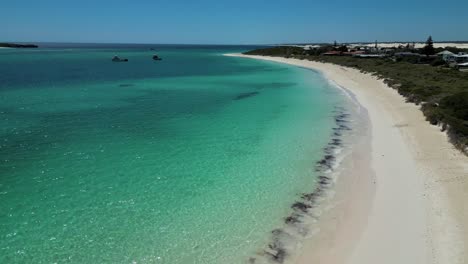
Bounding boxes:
2 0 467 44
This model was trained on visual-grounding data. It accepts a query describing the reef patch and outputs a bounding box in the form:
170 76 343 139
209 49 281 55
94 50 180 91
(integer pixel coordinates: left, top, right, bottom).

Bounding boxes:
234 91 260 100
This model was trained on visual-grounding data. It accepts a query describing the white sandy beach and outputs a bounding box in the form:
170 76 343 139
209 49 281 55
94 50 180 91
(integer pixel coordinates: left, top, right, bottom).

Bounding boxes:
227 54 468 264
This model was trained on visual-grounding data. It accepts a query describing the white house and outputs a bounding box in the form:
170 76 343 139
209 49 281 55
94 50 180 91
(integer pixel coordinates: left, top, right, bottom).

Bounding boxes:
436 50 455 61
445 52 468 63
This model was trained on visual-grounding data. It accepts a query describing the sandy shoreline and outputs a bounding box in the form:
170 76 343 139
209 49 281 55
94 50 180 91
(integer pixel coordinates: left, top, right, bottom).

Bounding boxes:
226 54 468 264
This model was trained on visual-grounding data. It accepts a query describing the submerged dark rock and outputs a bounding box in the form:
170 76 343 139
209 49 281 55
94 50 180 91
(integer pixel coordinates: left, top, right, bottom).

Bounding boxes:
323 146 334 154
301 192 318 201
269 247 286 263
233 91 259 100
317 159 327 165
263 229 289 263
285 214 301 224
319 175 330 181
336 113 350 119
271 229 284 236
330 138 342 146
291 201 311 212
339 124 351 130
335 113 349 121
119 84 134 87
335 117 348 123
319 178 330 185
317 155 335 169
265 239 287 263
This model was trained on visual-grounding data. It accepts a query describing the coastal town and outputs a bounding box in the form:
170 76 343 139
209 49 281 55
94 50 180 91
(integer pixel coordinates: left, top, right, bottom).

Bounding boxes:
321 47 468 71
283 37 468 71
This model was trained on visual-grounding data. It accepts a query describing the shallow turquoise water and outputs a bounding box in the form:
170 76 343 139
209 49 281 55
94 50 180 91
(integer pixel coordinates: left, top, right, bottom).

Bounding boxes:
0 46 344 263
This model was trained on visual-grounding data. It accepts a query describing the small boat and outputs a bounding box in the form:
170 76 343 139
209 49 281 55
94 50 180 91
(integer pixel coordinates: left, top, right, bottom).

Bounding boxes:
112 55 128 62
152 54 162 61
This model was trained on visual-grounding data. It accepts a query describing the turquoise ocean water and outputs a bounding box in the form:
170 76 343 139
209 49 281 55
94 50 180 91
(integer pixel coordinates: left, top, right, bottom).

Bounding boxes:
0 45 346 263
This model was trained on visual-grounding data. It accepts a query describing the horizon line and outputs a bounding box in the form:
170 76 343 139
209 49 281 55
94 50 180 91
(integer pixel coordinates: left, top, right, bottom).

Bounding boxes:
3 40 468 46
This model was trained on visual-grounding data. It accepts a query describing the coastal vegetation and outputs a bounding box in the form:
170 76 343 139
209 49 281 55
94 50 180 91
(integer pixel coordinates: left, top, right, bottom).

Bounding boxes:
422 36 435 55
0 42 38 48
244 42 468 154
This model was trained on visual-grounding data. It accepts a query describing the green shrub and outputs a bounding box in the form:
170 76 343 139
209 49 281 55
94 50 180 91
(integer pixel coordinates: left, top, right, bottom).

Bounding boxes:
430 57 446 67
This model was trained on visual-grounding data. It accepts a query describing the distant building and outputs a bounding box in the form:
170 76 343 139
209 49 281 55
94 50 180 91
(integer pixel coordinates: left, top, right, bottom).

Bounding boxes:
445 53 468 63
381 48 396 55
394 52 423 57
322 51 342 56
301 45 322 50
343 51 366 56
353 54 387 58
437 50 455 61
437 50 454 56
